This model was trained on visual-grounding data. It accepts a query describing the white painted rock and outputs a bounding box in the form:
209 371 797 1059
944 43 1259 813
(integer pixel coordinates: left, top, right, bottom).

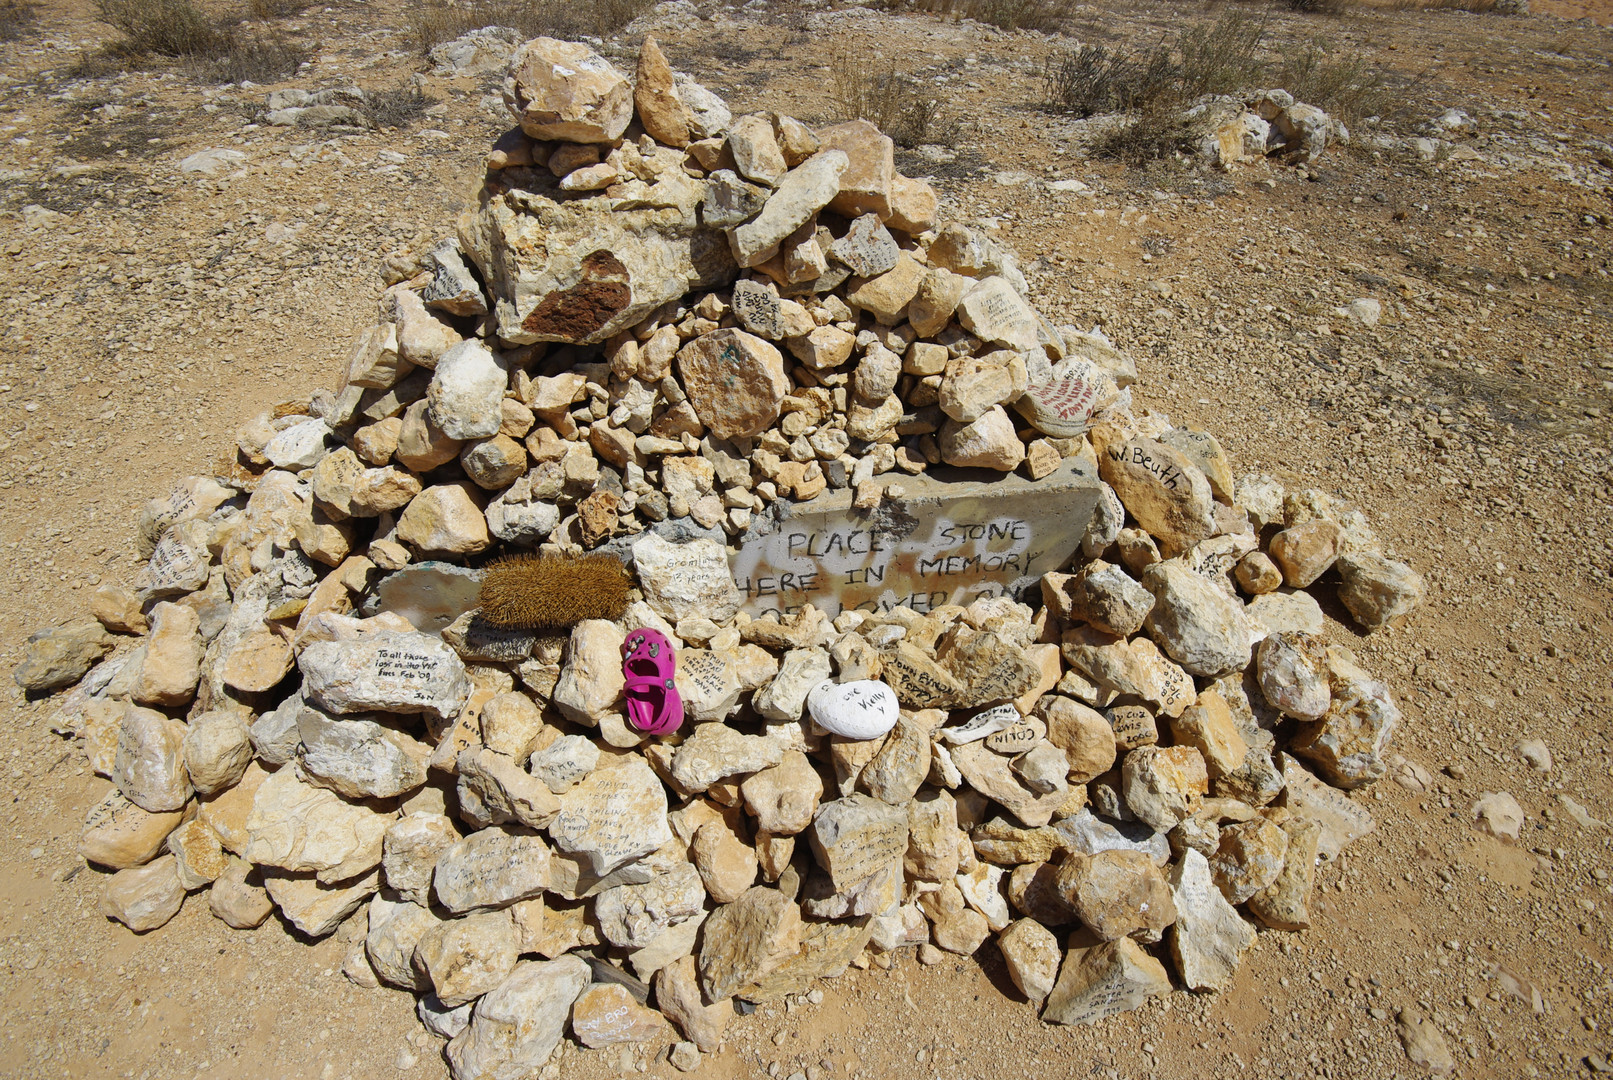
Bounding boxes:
807 679 899 740
940 703 1020 745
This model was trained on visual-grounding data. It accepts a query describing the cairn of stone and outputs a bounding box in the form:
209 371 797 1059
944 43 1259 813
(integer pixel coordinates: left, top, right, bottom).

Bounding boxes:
19 35 1428 1077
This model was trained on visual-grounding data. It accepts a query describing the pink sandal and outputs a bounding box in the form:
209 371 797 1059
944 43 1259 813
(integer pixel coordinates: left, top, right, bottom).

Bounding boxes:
621 628 684 735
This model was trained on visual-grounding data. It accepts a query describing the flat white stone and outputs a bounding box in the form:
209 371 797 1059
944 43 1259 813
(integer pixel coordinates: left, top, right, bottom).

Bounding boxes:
940 703 1020 745
806 679 899 740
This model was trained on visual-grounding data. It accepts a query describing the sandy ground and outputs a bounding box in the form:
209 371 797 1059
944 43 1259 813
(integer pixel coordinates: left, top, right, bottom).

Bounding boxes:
0 0 1610 1077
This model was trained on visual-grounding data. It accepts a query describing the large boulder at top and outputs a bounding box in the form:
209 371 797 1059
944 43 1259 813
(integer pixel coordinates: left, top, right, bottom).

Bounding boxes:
503 38 633 144
459 169 736 347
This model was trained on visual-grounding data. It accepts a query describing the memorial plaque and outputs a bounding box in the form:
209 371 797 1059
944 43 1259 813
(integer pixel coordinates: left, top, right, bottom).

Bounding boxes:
731 456 1102 618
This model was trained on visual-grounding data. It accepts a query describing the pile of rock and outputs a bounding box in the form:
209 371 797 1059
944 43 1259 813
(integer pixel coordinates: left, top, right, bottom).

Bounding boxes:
19 36 1429 1078
1197 90 1341 169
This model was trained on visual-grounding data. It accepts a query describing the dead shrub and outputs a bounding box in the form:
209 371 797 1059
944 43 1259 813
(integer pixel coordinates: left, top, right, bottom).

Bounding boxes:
363 85 436 128
189 30 309 82
93 0 225 56
830 53 958 148
245 0 309 16
409 0 653 55
1042 41 1177 118
1276 38 1391 121
954 0 1075 32
1176 10 1268 100
1091 107 1207 163
0 0 39 42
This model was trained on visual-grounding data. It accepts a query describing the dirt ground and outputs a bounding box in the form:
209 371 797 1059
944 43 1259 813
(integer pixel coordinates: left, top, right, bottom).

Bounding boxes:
0 0 1610 1077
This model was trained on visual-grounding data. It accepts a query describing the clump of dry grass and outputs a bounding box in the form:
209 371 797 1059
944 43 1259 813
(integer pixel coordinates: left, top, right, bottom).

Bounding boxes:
89 0 310 80
1277 38 1392 121
409 0 653 55
0 0 39 42
363 84 436 129
829 52 958 148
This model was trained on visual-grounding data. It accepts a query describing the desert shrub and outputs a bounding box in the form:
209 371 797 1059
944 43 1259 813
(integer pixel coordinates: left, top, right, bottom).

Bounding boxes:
190 30 309 81
364 85 436 128
956 0 1074 32
830 53 958 148
410 0 653 54
1042 40 1178 117
245 0 308 16
1277 38 1391 120
1176 10 1268 100
1091 107 1206 163
1285 0 1352 14
1045 11 1268 118
94 0 225 56
0 0 39 42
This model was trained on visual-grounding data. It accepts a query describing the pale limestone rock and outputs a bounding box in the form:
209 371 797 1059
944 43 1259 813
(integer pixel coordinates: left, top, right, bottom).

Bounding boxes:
817 120 894 219
167 817 229 889
905 788 962 883
572 983 672 1047
1139 558 1256 678
1158 427 1233 503
131 602 202 706
1208 817 1288 905
1167 689 1249 780
551 619 626 725
550 756 672 876
1244 589 1325 638
655 955 730 1052
728 113 787 187
299 630 471 720
415 909 521 1007
1122 745 1208 834
740 750 822 836
529 734 599 794
955 276 1040 351
634 37 691 147
1472 791 1525 844
997 917 1061 1005
951 741 1067 828
669 722 786 793
1396 1009 1456 1076
1041 938 1172 1025
79 790 183 870
1336 552 1426 630
196 761 270 856
807 793 909 913
1043 560 1154 638
1056 849 1176 942
182 709 253 796
956 861 1011 931
594 861 706 949
245 766 392 883
633 534 742 625
112 706 192 813
731 150 849 267
503 38 632 143
1275 753 1374 859
698 885 803 1001
297 709 430 800
846 254 926 325
1061 629 1195 719
860 716 931 805
456 747 561 829
444 957 590 1080
209 858 274 928
98 854 186 931
1168 848 1255 991
262 867 380 938
432 826 551 913
1039 696 1117 784
1268 520 1341 588
397 483 491 557
1255 633 1331 721
753 647 831 722
692 817 759 903
384 812 460 907
1289 675 1399 790
1097 437 1216 557
676 329 788 440
366 894 439 990
1248 816 1321 930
